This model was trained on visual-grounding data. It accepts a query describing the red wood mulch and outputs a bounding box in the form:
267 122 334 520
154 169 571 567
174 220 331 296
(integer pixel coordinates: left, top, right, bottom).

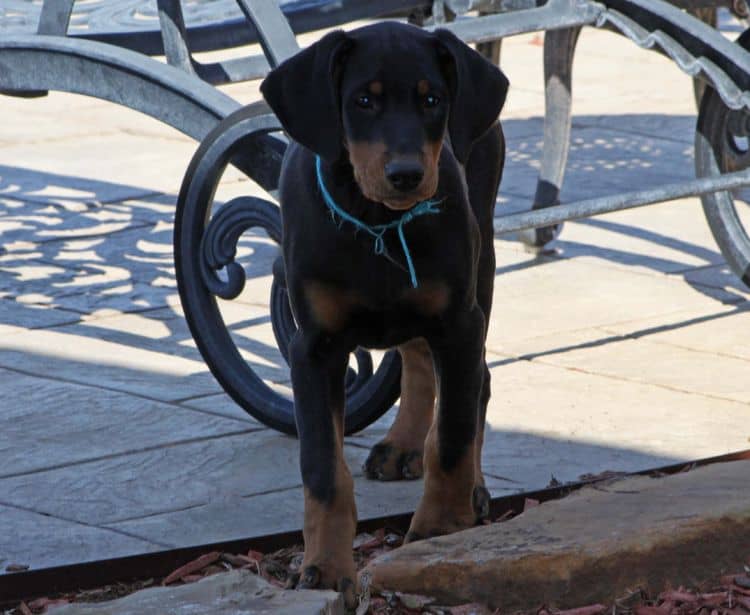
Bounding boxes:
8 521 750 615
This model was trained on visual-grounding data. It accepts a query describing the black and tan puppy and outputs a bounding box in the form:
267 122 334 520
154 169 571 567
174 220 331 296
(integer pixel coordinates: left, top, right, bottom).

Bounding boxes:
261 21 508 607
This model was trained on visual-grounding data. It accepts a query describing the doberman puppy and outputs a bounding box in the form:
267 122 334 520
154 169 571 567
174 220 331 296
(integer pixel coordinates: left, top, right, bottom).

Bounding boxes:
261 21 508 608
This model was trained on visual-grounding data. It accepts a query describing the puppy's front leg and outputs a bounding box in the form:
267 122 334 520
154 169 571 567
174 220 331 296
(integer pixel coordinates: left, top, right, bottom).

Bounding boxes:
288 331 357 608
406 305 487 541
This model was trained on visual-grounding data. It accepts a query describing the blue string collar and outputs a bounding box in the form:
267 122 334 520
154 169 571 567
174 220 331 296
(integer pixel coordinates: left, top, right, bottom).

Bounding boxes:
315 155 441 288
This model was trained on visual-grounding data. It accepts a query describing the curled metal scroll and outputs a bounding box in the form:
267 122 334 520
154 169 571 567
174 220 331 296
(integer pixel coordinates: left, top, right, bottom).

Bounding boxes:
200 196 281 299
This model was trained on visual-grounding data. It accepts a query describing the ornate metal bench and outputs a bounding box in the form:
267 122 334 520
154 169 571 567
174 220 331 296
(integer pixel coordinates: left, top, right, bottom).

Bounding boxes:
3 0 750 434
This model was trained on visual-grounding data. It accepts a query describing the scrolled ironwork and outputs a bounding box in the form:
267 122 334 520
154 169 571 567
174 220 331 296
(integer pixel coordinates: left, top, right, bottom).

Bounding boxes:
200 196 281 300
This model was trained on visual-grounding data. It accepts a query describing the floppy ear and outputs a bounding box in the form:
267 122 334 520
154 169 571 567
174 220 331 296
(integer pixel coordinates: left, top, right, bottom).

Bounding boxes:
260 30 351 162
434 29 509 164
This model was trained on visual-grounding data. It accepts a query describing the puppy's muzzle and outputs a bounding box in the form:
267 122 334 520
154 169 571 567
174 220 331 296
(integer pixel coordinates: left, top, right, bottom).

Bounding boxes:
385 160 424 193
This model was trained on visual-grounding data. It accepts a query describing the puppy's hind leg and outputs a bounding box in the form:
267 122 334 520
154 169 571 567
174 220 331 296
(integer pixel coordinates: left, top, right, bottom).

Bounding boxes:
406 306 487 541
363 338 435 481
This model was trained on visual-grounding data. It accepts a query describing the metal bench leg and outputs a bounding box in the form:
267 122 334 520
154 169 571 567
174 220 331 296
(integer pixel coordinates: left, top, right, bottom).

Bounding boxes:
520 26 581 249
234 0 300 67
37 0 74 35
157 0 196 75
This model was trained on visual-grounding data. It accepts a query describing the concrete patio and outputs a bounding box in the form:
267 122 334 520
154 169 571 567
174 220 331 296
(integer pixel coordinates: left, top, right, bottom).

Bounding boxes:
1 18 750 577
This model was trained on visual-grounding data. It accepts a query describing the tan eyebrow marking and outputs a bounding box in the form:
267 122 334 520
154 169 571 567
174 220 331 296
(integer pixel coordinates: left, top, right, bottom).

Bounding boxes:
368 81 383 95
417 79 430 95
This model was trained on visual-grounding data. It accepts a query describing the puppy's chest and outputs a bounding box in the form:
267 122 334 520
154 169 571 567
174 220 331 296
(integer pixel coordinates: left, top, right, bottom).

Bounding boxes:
304 279 450 344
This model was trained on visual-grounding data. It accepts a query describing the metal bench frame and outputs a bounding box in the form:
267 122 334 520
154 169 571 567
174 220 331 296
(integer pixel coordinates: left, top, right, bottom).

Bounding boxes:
3 0 750 432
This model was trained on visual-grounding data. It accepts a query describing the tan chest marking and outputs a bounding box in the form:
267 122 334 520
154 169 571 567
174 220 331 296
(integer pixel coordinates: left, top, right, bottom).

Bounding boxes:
401 281 450 316
304 282 362 332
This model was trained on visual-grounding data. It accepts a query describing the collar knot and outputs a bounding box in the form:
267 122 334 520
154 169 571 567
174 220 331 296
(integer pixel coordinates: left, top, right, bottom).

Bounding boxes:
315 156 442 288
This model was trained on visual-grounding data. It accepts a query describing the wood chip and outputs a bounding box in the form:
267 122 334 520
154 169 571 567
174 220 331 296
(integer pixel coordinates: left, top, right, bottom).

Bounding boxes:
220 552 254 568
698 591 728 607
246 549 264 563
17 603 33 615
162 551 220 586
449 603 495 614
557 604 607 615
27 596 70 609
181 574 203 583
495 510 515 523
658 589 698 603
395 591 434 609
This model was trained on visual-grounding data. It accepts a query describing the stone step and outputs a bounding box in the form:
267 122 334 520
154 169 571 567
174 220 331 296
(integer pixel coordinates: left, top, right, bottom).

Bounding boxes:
365 458 750 610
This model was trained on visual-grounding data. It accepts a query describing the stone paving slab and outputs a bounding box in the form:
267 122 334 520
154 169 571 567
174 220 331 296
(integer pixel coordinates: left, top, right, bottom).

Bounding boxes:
502 124 696 205
0 304 285 404
485 254 742 352
573 114 696 144
0 368 260 479
0 324 225 403
0 427 513 533
366 458 750 610
53 569 344 615
0 296 81 330
482 352 750 466
0 196 152 246
682 263 750 302
544 199 726 276
600 302 750 360
179 391 264 423
0 133 229 204
516 332 750 404
106 464 519 550
0 265 173 314
0 504 164 573
0 430 301 527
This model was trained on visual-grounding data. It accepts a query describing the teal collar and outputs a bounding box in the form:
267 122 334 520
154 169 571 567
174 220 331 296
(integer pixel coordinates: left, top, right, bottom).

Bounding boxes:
315 155 441 288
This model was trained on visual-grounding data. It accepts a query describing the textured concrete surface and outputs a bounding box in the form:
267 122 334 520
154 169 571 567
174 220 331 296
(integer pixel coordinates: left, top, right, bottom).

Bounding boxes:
366 459 750 610
2 14 750 577
52 570 344 615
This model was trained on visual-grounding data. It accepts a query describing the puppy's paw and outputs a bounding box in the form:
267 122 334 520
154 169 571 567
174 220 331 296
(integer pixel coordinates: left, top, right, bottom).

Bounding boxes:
290 562 357 610
363 441 423 481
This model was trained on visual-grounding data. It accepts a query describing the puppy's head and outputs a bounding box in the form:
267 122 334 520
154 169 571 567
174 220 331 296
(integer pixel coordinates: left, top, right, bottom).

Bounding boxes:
261 22 509 210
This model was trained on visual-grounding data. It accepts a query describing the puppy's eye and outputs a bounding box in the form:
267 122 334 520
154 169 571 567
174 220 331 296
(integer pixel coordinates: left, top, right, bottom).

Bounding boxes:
423 94 440 108
355 94 374 109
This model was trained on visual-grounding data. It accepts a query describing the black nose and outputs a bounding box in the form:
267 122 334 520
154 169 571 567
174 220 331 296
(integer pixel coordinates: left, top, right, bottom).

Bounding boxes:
385 161 424 192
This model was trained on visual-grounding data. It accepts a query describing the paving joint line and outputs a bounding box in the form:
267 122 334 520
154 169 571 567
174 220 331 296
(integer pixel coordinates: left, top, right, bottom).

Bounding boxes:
0 427 266 481
0 500 173 550
528 354 750 407
105 485 305 526
0 362 259 425
613 327 750 365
